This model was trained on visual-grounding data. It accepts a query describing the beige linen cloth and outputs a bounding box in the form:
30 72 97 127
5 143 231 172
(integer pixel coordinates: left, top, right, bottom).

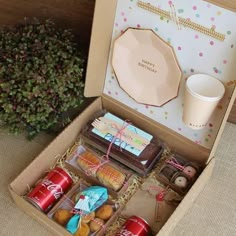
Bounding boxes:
0 122 235 235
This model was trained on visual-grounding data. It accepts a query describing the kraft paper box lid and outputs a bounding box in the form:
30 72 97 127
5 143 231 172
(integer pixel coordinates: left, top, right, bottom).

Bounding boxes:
84 0 236 164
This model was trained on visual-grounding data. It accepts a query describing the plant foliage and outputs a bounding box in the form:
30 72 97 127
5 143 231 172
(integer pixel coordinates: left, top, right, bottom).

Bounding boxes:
0 19 85 138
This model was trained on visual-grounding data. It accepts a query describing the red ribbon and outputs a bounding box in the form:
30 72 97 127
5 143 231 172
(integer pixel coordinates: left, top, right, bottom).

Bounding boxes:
166 156 185 171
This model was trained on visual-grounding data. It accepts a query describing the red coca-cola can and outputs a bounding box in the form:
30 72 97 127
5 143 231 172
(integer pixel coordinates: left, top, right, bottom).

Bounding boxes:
26 167 73 212
116 216 151 236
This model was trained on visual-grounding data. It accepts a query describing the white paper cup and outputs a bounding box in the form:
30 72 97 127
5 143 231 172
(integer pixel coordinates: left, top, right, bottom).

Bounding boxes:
183 74 225 129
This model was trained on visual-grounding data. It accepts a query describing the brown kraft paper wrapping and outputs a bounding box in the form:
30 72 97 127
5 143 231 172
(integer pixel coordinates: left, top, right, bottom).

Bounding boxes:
121 188 177 233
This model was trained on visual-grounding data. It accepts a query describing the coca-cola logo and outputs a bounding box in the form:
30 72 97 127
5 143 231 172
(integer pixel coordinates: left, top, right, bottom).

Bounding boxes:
41 179 64 199
117 228 139 236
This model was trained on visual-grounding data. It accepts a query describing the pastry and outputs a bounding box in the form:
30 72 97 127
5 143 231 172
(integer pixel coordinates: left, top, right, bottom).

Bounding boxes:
95 204 114 220
174 176 188 188
77 151 101 176
74 222 90 236
159 165 177 182
183 166 197 178
89 218 104 232
53 208 73 226
82 211 95 223
96 164 126 191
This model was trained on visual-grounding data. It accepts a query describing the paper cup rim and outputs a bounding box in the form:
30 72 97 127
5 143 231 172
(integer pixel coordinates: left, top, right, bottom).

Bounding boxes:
186 74 225 102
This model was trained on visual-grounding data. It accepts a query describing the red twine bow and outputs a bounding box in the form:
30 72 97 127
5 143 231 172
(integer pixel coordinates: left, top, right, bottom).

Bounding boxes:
77 120 131 187
166 156 185 171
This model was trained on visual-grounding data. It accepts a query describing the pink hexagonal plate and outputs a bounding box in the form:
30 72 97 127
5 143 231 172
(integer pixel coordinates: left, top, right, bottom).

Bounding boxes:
112 28 182 106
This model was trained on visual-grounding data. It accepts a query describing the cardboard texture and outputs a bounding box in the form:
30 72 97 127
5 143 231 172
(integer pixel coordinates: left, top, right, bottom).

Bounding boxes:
8 98 231 235
9 0 236 235
87 0 236 150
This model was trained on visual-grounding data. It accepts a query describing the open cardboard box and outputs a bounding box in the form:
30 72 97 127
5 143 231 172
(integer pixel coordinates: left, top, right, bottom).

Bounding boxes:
9 0 236 235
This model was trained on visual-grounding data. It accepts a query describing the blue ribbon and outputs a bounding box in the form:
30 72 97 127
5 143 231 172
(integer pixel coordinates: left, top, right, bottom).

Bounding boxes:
66 214 81 234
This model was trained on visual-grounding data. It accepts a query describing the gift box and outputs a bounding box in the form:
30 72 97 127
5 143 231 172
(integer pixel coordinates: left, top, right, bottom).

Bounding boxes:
9 0 236 235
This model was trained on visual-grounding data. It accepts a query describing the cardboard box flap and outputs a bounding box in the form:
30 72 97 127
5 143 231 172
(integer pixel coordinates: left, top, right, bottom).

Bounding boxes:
84 0 118 97
208 87 236 163
206 0 236 11
85 0 236 164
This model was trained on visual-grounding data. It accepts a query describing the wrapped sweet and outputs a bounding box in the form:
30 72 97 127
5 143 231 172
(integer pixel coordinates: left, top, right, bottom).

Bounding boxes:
173 175 188 189
81 112 163 176
95 204 114 220
66 144 129 195
77 150 101 177
157 154 202 194
66 186 108 234
89 218 104 233
74 222 90 236
96 164 126 191
53 209 74 226
81 212 95 224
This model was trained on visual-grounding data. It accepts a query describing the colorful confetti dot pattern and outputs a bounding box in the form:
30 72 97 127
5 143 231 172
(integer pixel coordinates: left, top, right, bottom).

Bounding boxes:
104 0 236 149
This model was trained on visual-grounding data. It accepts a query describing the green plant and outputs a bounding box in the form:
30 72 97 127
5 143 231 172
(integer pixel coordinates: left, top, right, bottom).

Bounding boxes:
0 19 85 138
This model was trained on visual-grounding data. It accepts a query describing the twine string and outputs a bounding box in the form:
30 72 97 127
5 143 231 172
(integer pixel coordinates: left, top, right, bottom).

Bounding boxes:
104 120 131 157
60 195 107 232
166 156 185 171
154 186 170 222
76 120 131 188
169 3 181 30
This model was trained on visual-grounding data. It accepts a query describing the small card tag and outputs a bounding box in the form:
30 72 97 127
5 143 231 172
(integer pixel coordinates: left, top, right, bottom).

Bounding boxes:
74 195 90 212
92 113 152 156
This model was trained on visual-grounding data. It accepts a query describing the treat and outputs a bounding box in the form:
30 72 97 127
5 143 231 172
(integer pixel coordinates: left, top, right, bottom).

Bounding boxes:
89 218 105 232
82 212 95 223
183 165 197 178
173 176 188 189
77 151 101 177
66 186 108 234
95 204 114 220
166 154 201 179
158 165 177 182
157 154 201 194
53 209 74 226
82 112 163 176
74 222 90 236
96 164 126 191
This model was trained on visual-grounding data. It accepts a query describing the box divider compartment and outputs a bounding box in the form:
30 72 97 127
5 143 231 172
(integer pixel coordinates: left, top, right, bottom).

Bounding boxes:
158 158 215 235
9 93 232 235
8 187 72 236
